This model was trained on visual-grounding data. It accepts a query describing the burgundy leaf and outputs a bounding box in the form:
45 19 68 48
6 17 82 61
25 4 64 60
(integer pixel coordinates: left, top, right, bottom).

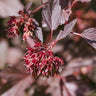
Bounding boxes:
81 28 96 49
35 27 43 42
42 0 72 30
81 28 96 41
1 76 33 96
42 0 60 30
85 39 96 49
51 0 61 30
32 19 43 42
42 0 61 30
56 19 77 41
61 57 94 77
0 64 26 83
42 2 51 29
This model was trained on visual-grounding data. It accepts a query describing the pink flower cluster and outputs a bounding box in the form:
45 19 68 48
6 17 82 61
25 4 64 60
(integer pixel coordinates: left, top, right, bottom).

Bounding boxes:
7 10 36 40
24 41 63 77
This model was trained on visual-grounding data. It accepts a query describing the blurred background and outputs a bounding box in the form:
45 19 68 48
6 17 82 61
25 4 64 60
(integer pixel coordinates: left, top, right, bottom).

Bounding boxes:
0 0 96 96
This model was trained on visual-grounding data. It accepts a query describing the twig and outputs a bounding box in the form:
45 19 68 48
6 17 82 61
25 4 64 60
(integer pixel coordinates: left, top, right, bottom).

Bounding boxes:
32 5 44 14
71 0 77 8
64 0 77 10
51 30 53 41
72 32 82 37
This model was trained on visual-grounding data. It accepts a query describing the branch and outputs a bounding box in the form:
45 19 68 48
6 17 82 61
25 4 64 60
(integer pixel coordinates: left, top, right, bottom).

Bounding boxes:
51 30 53 41
72 32 82 37
32 5 44 14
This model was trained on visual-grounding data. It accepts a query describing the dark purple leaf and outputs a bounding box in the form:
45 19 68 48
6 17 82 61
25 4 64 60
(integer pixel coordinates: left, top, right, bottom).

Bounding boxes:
0 64 26 83
81 28 96 49
56 19 77 41
1 76 33 96
42 0 72 30
81 28 96 41
61 57 95 77
59 0 68 9
86 39 96 49
42 0 61 30
35 27 43 42
33 19 43 42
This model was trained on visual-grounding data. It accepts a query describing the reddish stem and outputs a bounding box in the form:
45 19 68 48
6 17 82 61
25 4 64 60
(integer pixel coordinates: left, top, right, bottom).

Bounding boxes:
72 32 82 37
71 0 77 8
32 5 44 14
64 0 77 10
51 30 53 41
